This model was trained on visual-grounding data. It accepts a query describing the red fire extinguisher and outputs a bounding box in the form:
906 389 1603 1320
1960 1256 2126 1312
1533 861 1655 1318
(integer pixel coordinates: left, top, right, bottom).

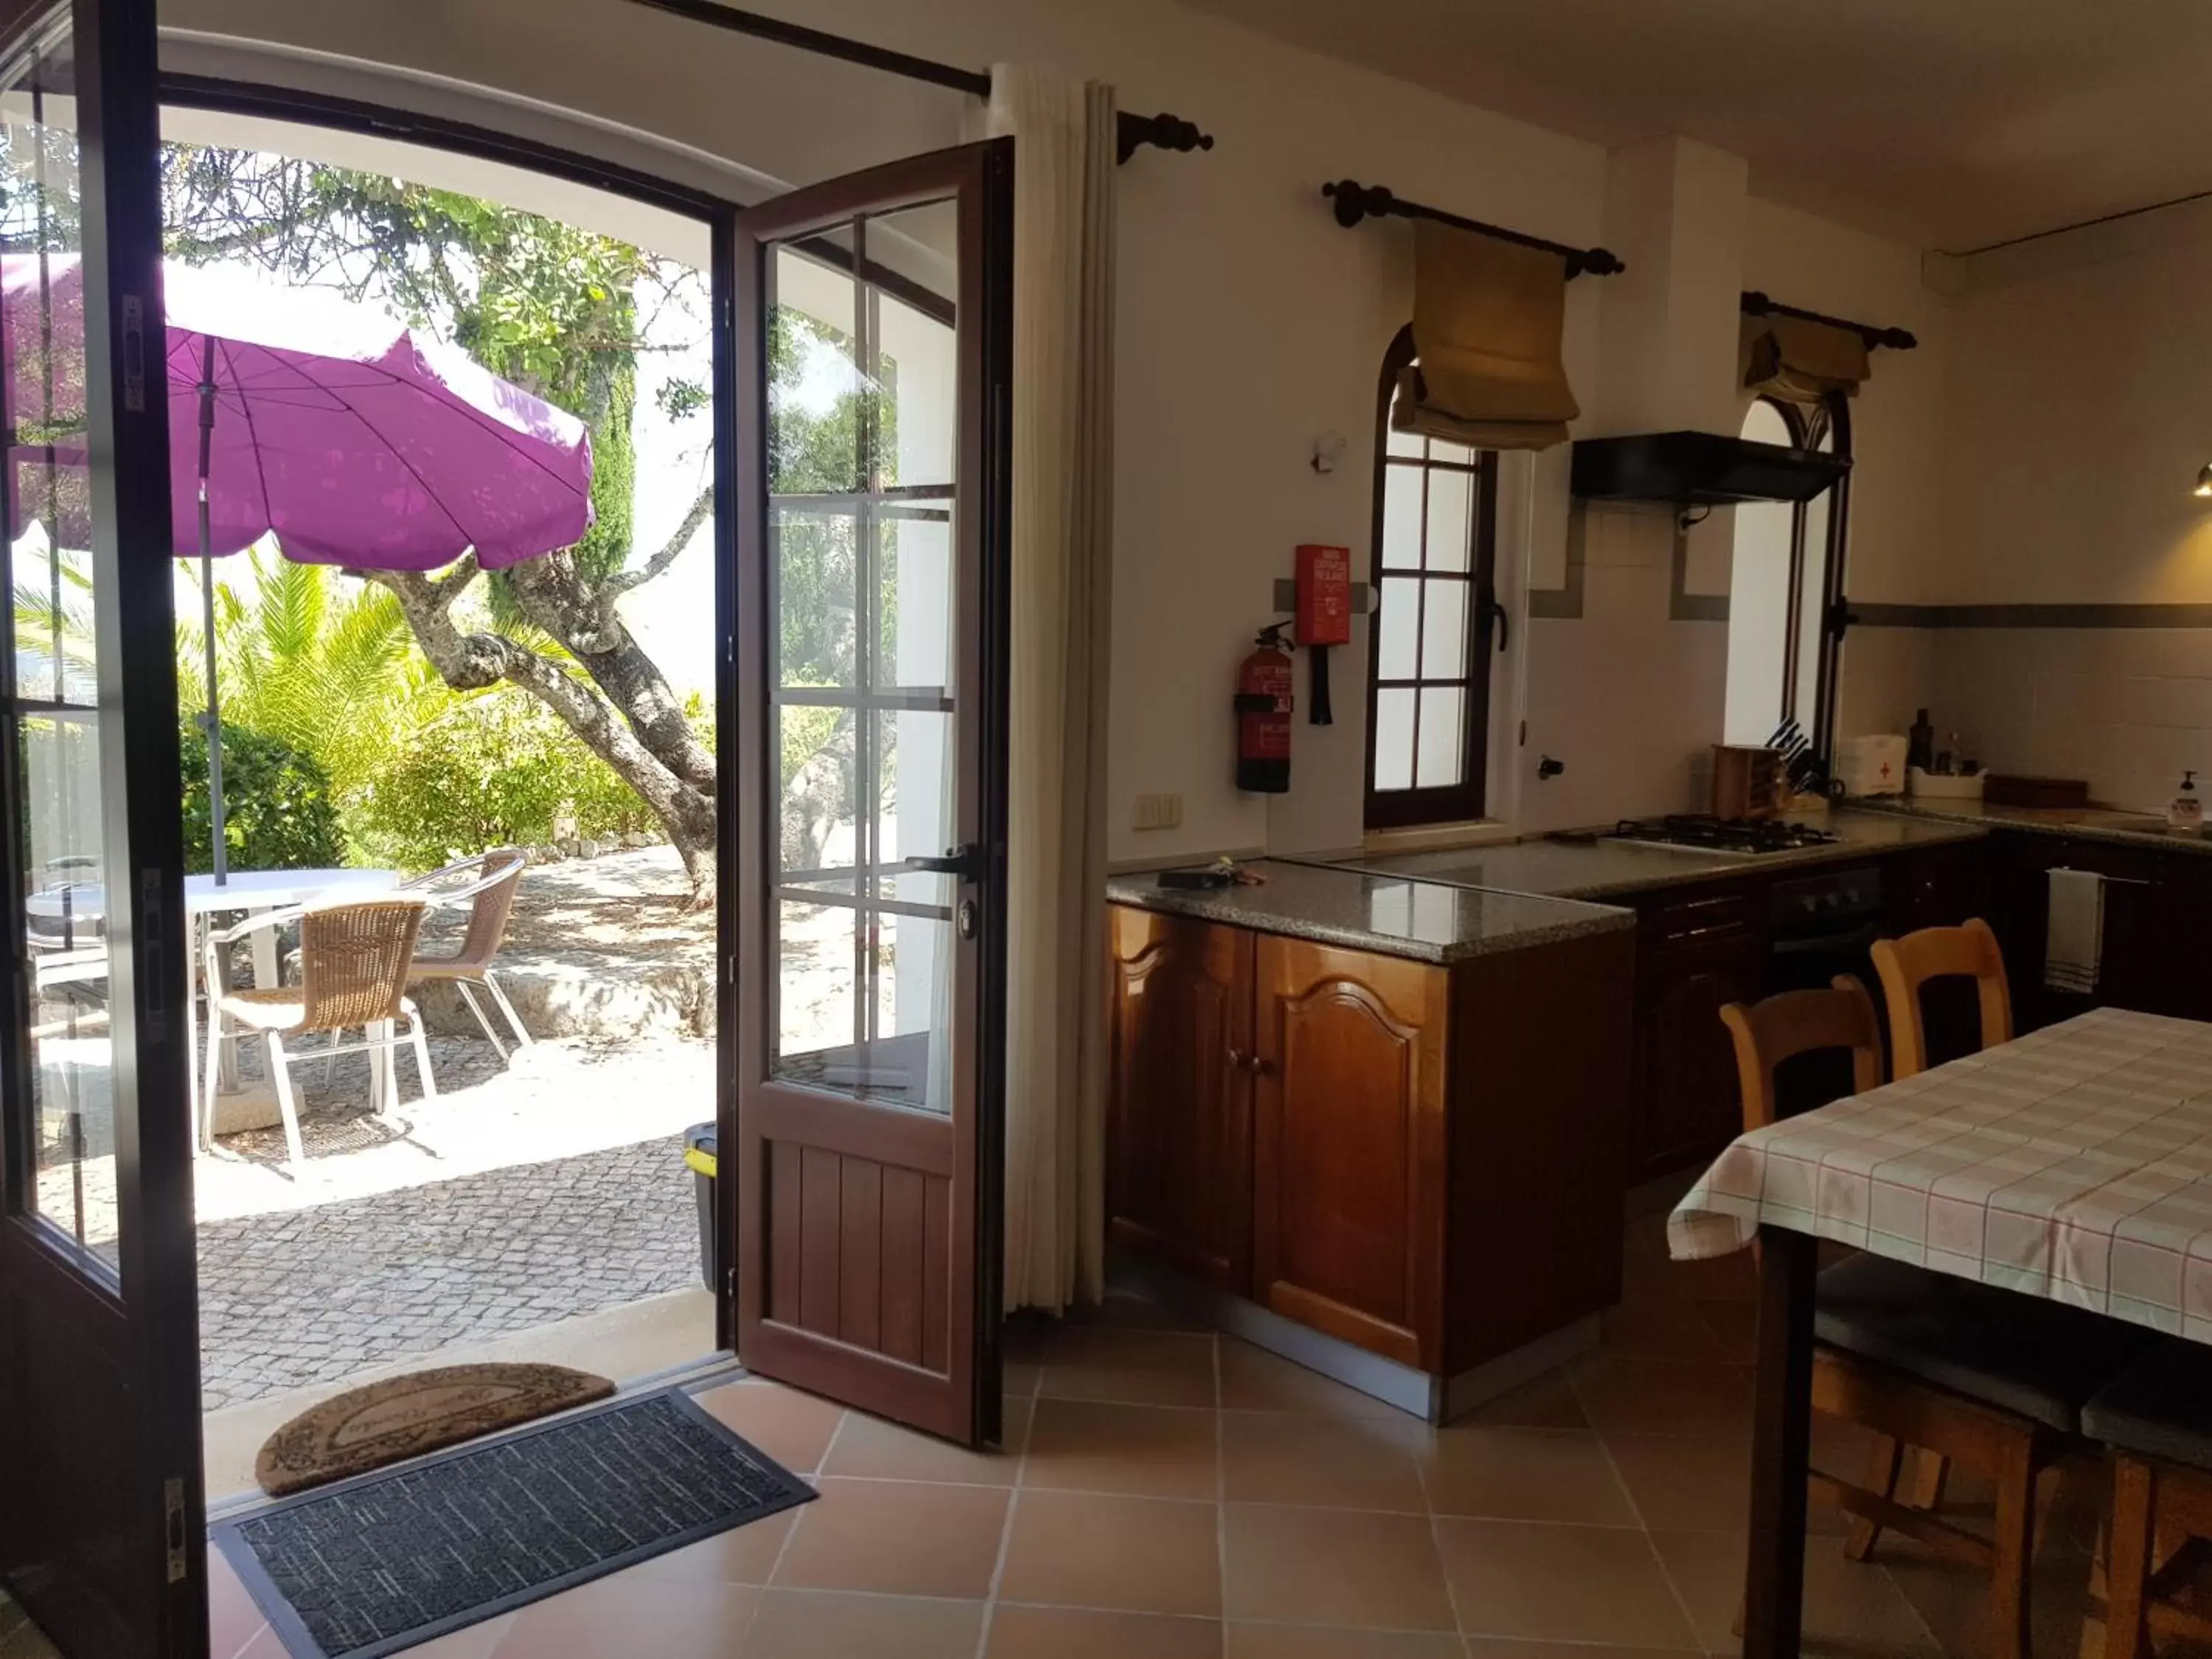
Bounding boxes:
1235 622 1294 793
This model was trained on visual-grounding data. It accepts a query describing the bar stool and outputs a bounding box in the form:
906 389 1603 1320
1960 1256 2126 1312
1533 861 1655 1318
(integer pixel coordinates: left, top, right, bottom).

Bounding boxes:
1721 976 2147 1659
1871 917 2012 1079
2087 1340 2212 1658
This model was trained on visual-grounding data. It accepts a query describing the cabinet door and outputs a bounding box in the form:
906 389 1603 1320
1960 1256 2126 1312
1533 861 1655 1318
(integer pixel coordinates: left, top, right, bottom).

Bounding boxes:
1631 927 1767 1182
1986 832 2162 1030
1252 937 1450 1368
1106 907 1254 1292
1885 841 1986 934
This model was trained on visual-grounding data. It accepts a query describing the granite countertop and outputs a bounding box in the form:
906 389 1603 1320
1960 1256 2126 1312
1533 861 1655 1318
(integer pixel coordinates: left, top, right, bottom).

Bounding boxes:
1105 859 1634 965
1854 796 2212 856
1310 809 1988 900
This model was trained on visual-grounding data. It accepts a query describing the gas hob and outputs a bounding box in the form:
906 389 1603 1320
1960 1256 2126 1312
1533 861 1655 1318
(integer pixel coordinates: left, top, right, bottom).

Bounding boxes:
1604 815 1843 858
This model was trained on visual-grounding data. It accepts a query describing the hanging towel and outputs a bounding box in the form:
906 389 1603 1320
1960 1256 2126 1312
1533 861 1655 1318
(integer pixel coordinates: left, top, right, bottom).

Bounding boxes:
2045 869 2104 995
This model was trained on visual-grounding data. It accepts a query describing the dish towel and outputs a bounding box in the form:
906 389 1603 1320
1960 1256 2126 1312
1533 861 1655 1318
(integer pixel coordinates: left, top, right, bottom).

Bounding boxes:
2045 868 2105 995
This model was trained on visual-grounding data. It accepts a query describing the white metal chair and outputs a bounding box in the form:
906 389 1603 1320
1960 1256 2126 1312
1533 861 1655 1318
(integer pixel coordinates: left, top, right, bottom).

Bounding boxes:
202 896 435 1170
401 849 532 1057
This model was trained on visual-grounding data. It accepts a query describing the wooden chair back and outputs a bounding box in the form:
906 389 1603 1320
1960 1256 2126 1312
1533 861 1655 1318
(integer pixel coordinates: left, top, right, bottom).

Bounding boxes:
1719 975 1885 1133
296 899 428 1032
1870 917 2011 1079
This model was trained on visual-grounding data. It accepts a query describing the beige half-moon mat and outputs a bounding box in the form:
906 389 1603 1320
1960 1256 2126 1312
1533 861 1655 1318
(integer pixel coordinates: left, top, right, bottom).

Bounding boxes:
256 1362 615 1497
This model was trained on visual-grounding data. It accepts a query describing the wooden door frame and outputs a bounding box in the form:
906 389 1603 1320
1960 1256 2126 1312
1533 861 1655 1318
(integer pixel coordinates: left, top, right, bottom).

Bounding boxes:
0 0 205 1649
731 139 1011 1444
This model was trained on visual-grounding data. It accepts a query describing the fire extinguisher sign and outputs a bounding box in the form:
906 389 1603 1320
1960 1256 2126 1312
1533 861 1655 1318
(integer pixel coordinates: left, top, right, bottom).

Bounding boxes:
1295 544 1352 647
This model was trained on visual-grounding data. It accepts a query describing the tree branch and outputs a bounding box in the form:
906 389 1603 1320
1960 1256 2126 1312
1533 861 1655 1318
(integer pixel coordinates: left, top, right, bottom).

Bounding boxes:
605 485 713 597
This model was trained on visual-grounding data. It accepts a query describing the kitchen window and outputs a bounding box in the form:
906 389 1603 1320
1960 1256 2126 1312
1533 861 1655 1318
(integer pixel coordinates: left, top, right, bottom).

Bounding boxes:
1722 394 1850 753
1366 326 1501 830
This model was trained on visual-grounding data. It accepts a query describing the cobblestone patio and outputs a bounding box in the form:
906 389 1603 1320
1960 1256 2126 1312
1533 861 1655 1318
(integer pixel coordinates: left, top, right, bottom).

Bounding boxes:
196 1130 700 1411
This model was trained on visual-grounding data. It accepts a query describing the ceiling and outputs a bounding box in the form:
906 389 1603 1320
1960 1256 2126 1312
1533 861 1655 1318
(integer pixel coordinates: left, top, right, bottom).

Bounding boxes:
1175 0 2212 250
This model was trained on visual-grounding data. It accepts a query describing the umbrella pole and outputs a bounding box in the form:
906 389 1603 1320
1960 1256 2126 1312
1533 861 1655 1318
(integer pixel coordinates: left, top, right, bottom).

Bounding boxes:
198 336 224 886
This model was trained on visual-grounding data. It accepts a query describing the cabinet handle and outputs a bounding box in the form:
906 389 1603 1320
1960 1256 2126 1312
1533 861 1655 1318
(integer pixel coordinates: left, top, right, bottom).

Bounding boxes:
1225 1048 1270 1077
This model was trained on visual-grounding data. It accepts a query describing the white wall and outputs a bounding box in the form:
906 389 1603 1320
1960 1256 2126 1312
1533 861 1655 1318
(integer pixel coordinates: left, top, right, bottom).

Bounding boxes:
164 0 1953 846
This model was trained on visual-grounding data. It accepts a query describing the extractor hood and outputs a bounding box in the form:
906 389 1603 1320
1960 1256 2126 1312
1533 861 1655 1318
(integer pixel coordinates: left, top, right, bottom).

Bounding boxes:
1570 431 1851 506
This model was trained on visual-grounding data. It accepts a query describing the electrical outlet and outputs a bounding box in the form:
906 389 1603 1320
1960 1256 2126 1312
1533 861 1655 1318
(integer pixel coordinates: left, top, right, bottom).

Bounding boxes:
1131 793 1183 832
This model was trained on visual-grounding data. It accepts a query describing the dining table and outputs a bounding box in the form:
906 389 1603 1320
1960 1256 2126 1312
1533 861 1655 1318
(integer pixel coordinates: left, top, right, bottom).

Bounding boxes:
1669 1005 2212 1656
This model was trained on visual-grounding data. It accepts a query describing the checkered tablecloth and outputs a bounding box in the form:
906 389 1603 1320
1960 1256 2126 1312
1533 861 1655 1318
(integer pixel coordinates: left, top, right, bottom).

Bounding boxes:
1669 1007 2212 1340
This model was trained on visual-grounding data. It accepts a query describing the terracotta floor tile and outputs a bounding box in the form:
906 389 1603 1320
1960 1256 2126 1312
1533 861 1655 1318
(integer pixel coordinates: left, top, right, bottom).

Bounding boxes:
821 1405 1026 1485
1419 1427 1639 1526
1647 1528 1941 1656
392 1613 516 1656
1004 1362 1043 1403
771 1477 1008 1599
693 1380 846 1474
1040 1326 1220 1408
1222 1627 1462 1658
1565 1355 1754 1438
1221 1409 1428 1513
1599 1296 1728 1362
1432 1517 1699 1647
621 1508 798 1584
742 1587 984 1657
1453 1372 1590 1431
1694 1297 1759 1361
206 1542 268 1658
1218 1341 1406 1418
1005 1317 1057 1365
1022 1398 1220 1499
989 1606 1223 1658
1878 1520 2103 1659
1221 1503 1456 1632
997 1489 1222 1616
492 1576 759 1658
1068 1291 1215 1334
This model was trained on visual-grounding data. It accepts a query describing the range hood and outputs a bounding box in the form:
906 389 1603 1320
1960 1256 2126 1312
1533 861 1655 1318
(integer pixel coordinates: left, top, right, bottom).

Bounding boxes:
1570 431 1851 506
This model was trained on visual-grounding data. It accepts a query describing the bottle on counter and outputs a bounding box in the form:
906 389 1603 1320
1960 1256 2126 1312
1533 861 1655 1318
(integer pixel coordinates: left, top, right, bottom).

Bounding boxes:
1907 708 1935 774
2172 770 2205 834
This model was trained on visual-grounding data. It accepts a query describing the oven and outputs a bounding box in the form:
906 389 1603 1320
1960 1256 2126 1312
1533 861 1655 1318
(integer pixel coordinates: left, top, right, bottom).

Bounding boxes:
1767 864 1885 1114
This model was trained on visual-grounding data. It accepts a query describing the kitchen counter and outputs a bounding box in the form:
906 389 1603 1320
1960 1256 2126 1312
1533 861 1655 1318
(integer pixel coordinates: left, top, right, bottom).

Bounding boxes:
1308 808 1987 900
1105 858 1632 964
1854 796 2212 856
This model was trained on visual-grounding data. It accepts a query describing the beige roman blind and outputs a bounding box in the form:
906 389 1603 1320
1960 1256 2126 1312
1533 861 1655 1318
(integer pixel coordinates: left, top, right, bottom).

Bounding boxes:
1742 313 1871 403
1394 219 1580 451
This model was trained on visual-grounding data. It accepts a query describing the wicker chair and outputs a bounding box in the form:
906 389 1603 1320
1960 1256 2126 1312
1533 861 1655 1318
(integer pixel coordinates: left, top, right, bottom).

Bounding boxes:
402 849 532 1057
202 897 436 1171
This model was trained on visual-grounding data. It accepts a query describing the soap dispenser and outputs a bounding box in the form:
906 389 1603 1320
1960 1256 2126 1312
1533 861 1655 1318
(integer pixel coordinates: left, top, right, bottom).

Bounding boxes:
2173 771 2205 834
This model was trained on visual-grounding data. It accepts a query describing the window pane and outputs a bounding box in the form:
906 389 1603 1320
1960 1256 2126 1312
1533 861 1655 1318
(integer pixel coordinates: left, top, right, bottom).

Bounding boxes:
1373 688 1416 790
1376 577 1419 679
1429 438 1474 467
1386 422 1425 459
1416 688 1464 787
776 508 857 688
1421 581 1468 679
1380 465 1422 568
1425 469 1471 571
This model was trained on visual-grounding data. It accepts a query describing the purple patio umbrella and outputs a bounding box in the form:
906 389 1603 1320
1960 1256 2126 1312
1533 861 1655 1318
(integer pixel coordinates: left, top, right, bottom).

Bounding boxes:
2 254 594 880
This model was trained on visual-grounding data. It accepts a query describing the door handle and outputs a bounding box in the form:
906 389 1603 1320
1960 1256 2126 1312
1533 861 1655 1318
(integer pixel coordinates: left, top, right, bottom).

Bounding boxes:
1478 587 1509 655
903 845 982 881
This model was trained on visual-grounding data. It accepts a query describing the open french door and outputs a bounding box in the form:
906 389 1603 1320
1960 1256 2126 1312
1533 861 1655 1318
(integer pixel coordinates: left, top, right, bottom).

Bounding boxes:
730 139 1011 1446
0 0 203 1654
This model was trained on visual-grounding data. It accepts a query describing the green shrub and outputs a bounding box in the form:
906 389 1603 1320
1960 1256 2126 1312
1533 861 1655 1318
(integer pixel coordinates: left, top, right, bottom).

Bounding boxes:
179 718 347 875
352 689 658 870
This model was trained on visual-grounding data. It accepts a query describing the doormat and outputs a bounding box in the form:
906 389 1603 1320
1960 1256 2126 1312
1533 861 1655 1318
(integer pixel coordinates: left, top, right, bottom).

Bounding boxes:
213 1387 815 1659
255 1363 616 1497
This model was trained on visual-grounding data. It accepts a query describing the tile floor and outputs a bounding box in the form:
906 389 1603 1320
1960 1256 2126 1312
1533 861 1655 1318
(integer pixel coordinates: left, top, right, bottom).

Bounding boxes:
181 1208 2118 1658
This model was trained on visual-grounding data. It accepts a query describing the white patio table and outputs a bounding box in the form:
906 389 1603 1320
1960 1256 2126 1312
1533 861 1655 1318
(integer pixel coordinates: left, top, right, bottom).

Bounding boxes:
1669 1006 2212 1656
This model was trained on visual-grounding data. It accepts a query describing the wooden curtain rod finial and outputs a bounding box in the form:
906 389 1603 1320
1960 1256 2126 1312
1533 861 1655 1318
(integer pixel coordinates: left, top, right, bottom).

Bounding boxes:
1322 178 1624 278
1117 111 1216 164
1742 290 1918 352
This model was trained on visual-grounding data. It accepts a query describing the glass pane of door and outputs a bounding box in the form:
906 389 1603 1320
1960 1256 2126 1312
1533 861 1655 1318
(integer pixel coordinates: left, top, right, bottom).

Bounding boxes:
767 213 961 1118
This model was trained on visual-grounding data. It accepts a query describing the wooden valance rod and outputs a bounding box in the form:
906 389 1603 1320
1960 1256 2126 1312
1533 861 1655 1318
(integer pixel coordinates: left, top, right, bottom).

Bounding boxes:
625 0 1213 165
1742 291 1917 352
1321 178 1625 278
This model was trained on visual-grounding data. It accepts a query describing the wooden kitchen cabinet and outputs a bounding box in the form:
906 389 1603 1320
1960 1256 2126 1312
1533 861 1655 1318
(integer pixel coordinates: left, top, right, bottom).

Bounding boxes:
1627 886 1767 1186
1986 832 2164 1031
1105 902 1634 1383
1251 937 1449 1369
1886 841 1985 933
1105 908 1255 1293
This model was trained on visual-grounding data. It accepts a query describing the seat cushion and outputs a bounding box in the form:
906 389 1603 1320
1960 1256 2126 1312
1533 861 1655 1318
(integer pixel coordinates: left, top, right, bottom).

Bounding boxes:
1814 1253 2151 1433
2082 1339 2212 1470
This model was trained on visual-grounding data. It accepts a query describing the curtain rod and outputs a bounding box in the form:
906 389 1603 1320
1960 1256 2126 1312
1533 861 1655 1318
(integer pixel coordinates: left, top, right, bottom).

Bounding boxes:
624 0 1214 164
1742 291 1916 352
1321 179 1624 278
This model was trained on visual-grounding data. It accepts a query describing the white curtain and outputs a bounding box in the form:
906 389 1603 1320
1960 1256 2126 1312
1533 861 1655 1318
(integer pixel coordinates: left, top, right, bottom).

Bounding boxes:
989 66 1116 1315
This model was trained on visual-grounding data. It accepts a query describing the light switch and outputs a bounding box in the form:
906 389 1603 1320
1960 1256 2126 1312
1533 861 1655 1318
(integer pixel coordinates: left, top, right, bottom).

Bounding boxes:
1131 793 1183 832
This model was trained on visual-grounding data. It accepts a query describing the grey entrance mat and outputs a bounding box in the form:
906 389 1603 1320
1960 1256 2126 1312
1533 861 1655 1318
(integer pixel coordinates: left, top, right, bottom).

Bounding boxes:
211 1385 815 1659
